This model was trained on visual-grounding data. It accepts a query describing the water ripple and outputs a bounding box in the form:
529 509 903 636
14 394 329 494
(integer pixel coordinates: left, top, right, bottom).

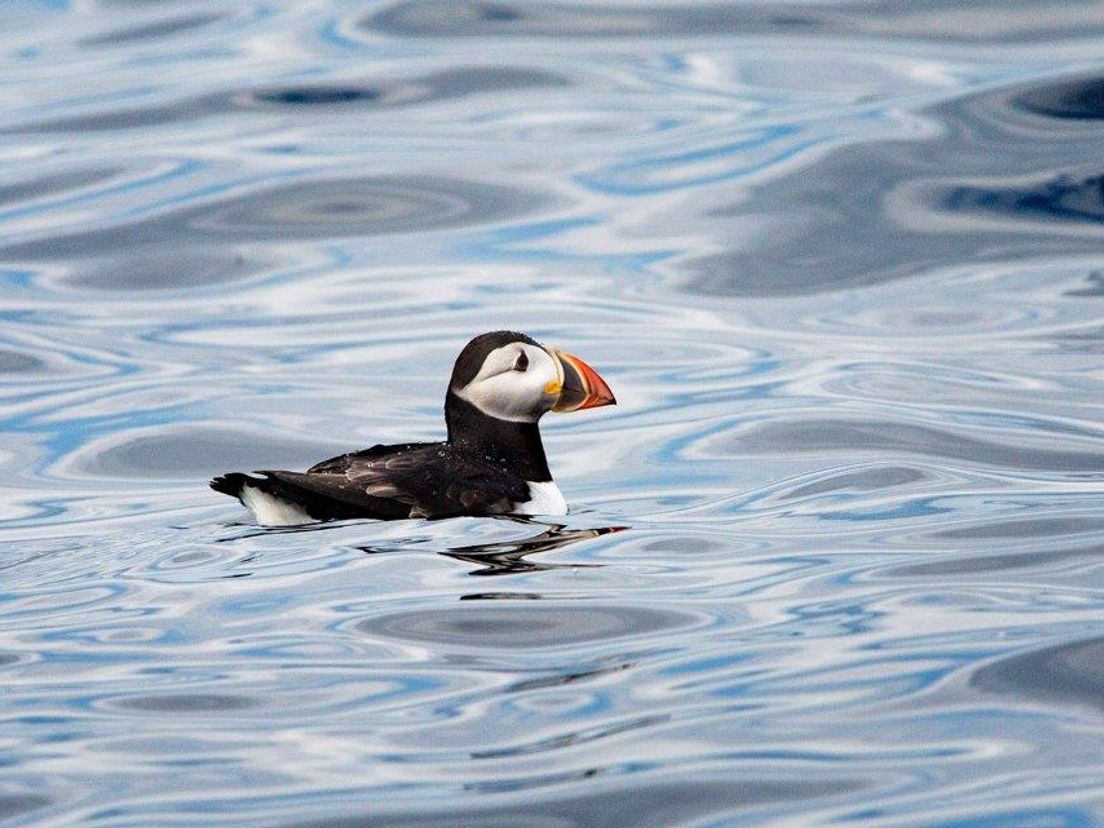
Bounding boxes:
1015 74 1104 120
972 637 1104 715
4 0 1104 824
357 603 702 650
364 0 1104 43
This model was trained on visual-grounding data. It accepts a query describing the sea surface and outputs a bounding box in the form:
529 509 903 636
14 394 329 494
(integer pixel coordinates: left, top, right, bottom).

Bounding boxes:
4 1 1104 825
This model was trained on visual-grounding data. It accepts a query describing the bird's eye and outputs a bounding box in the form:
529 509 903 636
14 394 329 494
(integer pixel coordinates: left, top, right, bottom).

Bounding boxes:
513 351 529 372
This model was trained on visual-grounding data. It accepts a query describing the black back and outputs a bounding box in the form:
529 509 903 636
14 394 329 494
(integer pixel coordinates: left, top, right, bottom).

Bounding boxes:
296 441 530 519
212 331 556 521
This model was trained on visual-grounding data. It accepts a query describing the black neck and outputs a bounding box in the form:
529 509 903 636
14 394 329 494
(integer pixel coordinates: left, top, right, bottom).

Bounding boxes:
445 392 552 482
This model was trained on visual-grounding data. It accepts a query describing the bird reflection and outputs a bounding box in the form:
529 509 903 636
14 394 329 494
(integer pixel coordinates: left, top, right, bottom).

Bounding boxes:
327 517 626 576
442 519 626 576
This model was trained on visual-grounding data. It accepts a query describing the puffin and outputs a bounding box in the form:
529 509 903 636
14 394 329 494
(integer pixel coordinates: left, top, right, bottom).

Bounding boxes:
210 331 616 526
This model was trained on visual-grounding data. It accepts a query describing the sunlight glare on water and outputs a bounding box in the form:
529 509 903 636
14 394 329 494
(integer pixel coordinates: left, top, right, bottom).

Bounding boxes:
4 1 1104 825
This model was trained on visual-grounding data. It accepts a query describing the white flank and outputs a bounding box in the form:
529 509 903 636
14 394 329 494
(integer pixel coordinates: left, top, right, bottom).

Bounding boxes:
239 483 317 527
514 480 567 516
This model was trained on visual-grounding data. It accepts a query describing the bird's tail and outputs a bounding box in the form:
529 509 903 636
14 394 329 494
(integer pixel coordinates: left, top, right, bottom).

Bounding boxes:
211 471 325 526
210 472 253 500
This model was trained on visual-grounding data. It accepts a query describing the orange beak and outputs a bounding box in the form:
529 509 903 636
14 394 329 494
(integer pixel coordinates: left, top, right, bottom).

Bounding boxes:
550 350 616 412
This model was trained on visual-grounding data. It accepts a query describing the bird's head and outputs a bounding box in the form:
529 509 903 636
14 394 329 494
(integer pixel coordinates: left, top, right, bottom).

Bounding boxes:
448 331 616 423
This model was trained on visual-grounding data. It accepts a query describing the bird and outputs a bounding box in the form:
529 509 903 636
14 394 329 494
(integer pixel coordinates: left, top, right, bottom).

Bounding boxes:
210 331 616 526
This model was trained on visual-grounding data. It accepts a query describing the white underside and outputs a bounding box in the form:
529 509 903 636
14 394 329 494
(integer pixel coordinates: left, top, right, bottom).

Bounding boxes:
513 480 567 516
239 483 318 527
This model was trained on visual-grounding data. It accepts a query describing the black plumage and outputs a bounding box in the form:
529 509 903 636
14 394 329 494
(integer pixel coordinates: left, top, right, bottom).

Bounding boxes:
210 331 614 524
211 442 528 521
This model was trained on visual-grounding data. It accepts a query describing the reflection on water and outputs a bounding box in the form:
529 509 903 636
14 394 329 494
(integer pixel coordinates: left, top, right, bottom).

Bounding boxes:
5 0 1104 825
434 521 624 576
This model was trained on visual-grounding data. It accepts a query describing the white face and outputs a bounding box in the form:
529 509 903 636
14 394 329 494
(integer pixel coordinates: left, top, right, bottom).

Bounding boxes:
452 342 561 422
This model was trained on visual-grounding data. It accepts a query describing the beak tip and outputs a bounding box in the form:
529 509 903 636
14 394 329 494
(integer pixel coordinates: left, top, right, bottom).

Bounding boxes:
552 350 616 412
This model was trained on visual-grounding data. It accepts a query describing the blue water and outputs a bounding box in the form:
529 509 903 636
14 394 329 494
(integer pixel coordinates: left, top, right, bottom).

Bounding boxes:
4 1 1104 824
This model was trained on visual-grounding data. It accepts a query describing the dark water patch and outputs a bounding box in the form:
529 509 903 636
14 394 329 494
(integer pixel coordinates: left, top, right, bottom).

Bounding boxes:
10 68 566 134
460 592 542 601
367 1 801 38
0 795 51 820
365 0 1104 42
888 547 1103 577
406 66 568 98
784 466 927 499
113 693 255 713
0 652 22 667
683 157 1091 296
683 143 935 295
65 248 267 291
1016 76 1104 120
0 167 123 207
682 73 1104 295
358 604 696 650
1058 334 1104 354
1053 324 1104 352
249 67 566 110
639 535 727 554
6 98 231 133
942 173 1104 226
0 176 550 262
77 426 345 480
972 637 1104 714
81 12 225 46
1065 270 1104 297
194 176 547 238
287 777 864 828
253 86 382 106
934 517 1104 540
728 419 1104 472
0 349 45 374
908 310 977 328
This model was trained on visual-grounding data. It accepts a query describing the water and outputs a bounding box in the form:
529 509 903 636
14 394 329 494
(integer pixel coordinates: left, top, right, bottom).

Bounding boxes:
4 1 1104 824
